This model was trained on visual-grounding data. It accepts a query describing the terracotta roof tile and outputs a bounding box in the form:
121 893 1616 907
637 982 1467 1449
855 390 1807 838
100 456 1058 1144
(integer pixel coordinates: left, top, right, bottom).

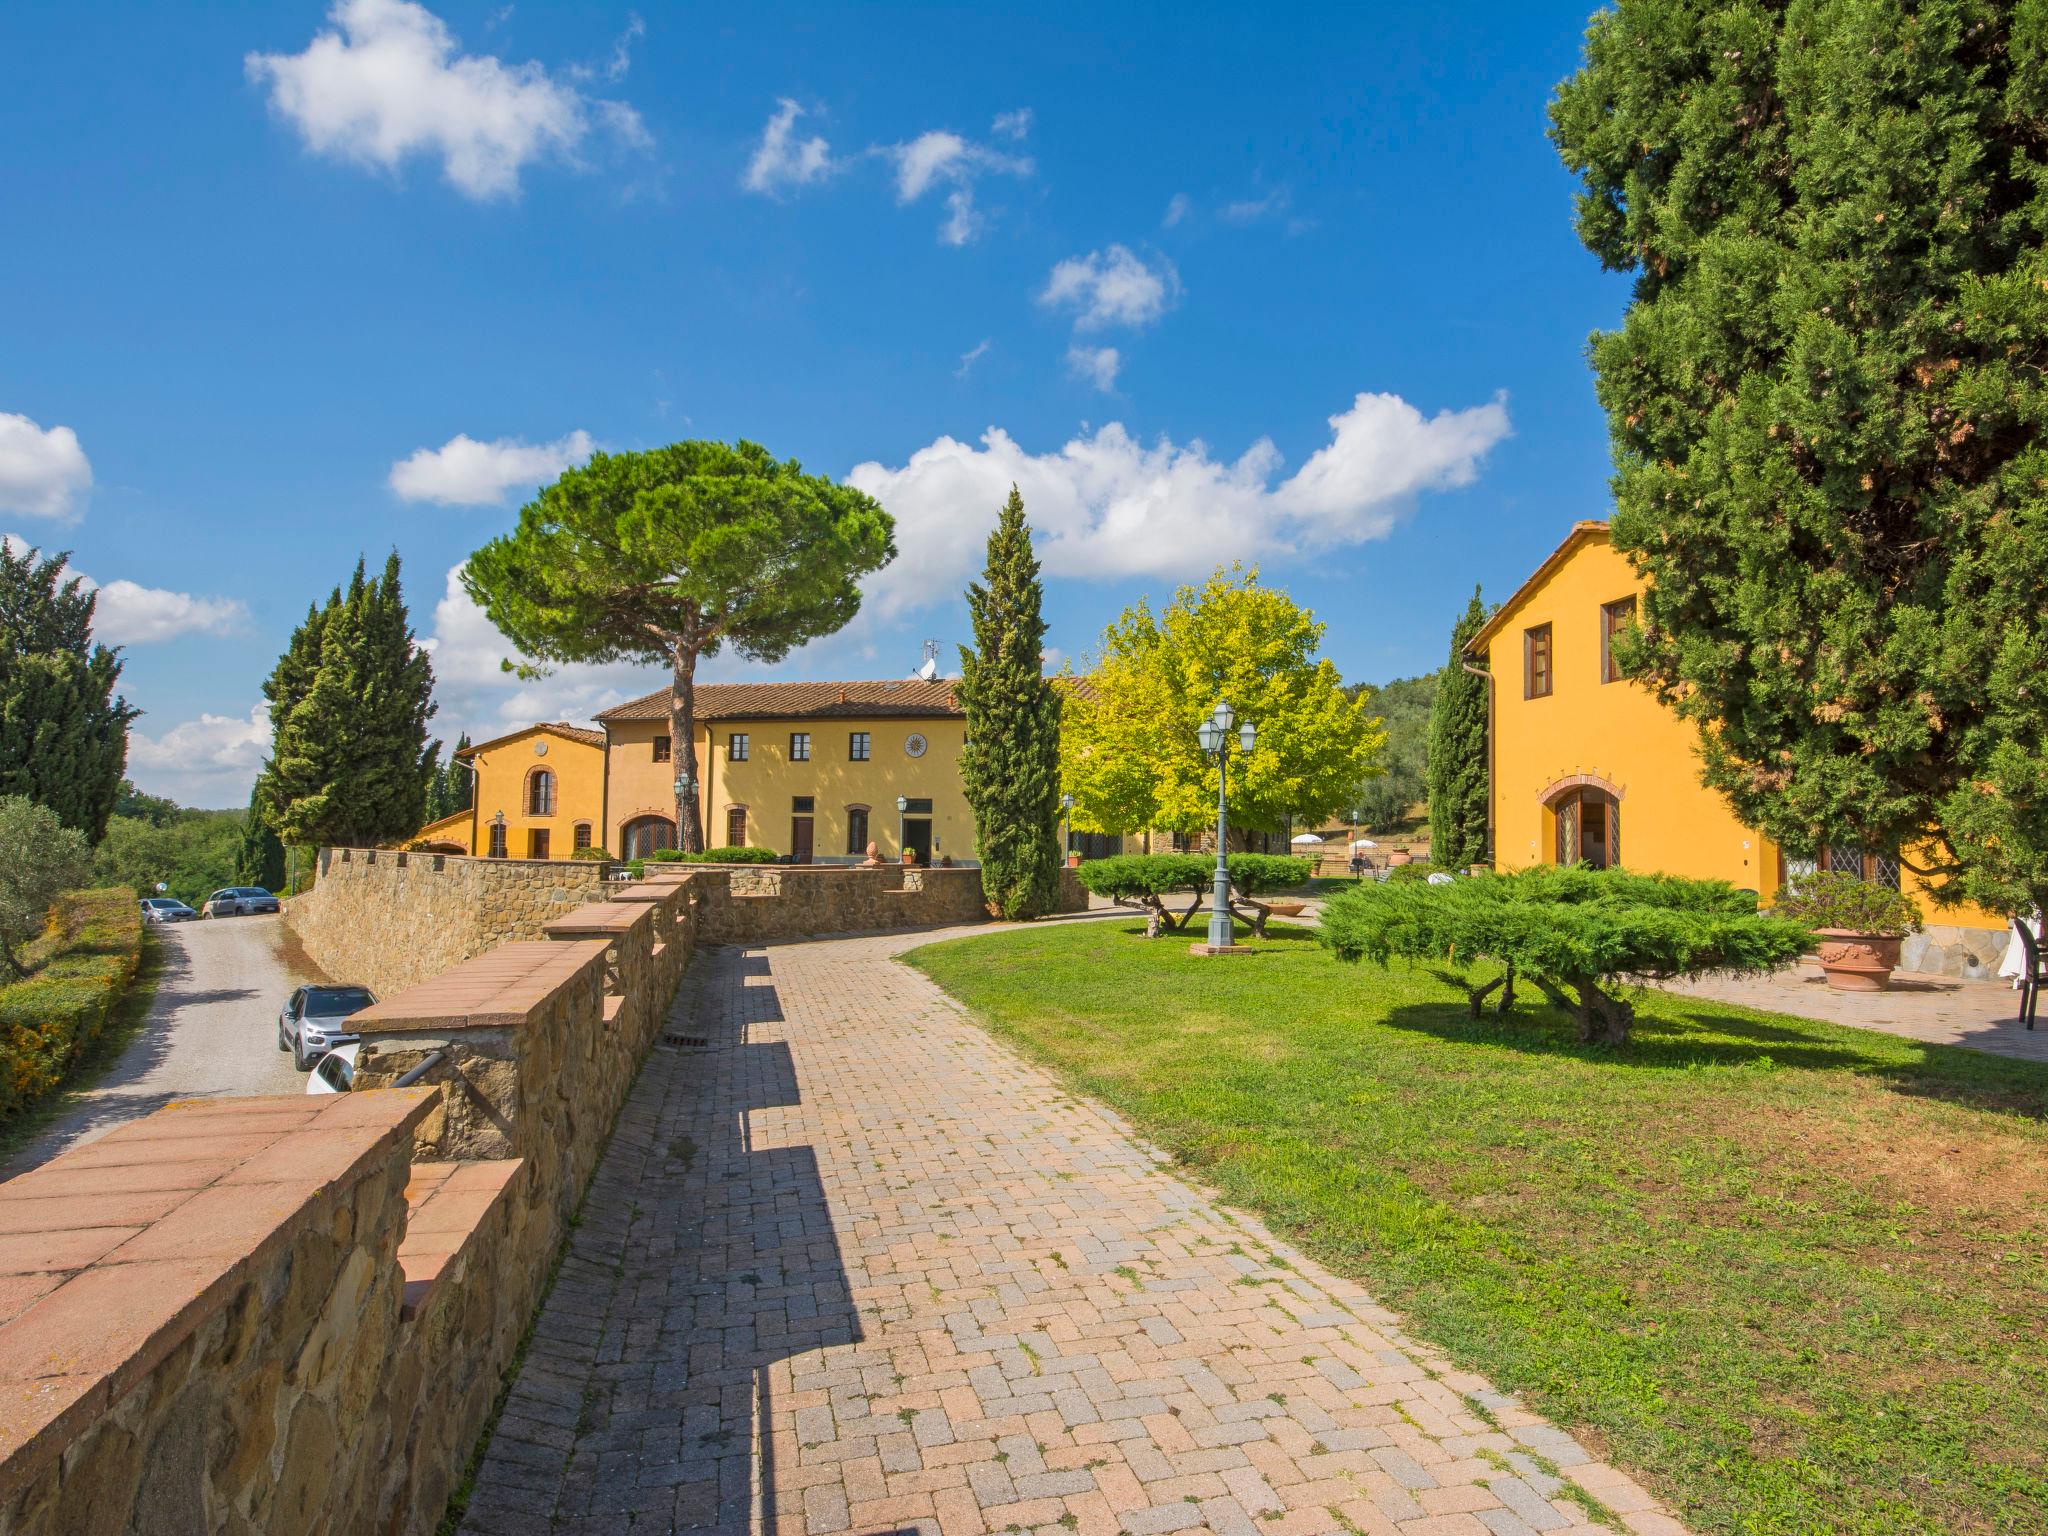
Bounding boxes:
455 722 605 756
597 679 962 723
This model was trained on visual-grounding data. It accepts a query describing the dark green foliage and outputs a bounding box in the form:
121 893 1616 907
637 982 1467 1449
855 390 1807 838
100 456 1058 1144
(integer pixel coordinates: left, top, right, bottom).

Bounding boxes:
1076 852 1310 936
646 845 777 865
1349 672 1435 831
1319 866 1809 1044
0 543 137 842
234 788 285 892
94 797 244 910
958 488 1064 920
256 553 436 850
1426 589 1489 870
421 733 473 823
1550 2 2048 916
0 888 140 1121
463 441 895 852
112 781 182 826
1773 869 1923 935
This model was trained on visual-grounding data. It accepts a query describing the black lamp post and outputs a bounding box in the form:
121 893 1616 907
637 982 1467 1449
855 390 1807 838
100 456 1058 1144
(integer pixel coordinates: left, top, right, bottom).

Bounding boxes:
1196 700 1256 950
896 794 909 861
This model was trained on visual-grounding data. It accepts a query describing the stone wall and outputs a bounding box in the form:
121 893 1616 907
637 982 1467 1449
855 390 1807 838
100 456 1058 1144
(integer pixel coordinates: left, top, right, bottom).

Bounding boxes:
0 1090 534 1536
289 847 611 996
293 850 1089 986
1902 921 2011 980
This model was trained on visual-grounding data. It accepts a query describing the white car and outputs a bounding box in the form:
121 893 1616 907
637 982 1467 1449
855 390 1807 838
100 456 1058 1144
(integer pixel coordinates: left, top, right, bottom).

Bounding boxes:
305 1042 358 1094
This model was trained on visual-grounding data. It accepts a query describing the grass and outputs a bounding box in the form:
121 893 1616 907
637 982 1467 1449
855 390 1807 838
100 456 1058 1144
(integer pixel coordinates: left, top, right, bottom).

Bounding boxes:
906 917 2048 1536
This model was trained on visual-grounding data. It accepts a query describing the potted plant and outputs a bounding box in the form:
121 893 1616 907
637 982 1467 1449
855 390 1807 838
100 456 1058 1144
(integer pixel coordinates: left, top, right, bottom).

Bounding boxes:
1772 870 1922 991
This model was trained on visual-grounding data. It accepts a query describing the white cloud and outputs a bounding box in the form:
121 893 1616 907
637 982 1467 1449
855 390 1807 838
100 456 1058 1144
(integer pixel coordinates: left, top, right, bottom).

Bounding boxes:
887 130 1031 245
245 0 646 201
126 704 273 808
389 429 593 505
94 583 247 646
570 12 642 83
1220 186 1291 224
1065 344 1120 393
742 97 833 194
1037 245 1178 331
844 390 1512 617
0 413 91 522
1162 192 1190 228
991 108 1033 140
955 339 992 380
2 534 248 646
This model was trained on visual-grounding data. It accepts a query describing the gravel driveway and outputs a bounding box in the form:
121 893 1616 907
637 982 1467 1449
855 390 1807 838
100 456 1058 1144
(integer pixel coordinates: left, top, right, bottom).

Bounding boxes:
3 913 316 1176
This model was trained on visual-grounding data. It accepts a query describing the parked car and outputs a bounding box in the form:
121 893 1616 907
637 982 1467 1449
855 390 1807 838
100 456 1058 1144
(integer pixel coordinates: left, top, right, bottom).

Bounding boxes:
203 886 281 918
139 897 198 923
278 984 376 1071
305 1042 358 1095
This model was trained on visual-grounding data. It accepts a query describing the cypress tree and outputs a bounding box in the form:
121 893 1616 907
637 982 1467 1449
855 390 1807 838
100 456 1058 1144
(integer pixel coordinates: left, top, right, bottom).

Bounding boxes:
0 542 137 841
449 733 473 812
257 553 436 849
957 487 1063 919
235 788 286 890
1426 588 1490 870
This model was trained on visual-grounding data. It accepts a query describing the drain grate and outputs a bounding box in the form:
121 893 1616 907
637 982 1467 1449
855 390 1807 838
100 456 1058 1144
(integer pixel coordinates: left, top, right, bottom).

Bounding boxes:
663 1033 710 1049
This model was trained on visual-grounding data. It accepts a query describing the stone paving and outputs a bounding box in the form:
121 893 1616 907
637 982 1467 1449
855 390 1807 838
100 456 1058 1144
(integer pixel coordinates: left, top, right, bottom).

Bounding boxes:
458 925 1686 1536
1663 960 2048 1065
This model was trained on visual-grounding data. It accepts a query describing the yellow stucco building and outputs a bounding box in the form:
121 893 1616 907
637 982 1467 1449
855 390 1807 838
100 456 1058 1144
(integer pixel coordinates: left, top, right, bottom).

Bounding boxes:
1473 522 2009 976
598 680 973 864
412 723 608 860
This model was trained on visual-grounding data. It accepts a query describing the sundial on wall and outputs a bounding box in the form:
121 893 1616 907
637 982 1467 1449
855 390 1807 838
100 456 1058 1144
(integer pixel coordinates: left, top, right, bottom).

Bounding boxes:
903 732 928 759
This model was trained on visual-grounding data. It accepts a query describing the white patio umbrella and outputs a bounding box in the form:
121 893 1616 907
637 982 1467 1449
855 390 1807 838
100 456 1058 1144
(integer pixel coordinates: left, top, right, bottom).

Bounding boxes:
1290 833 1325 844
1351 839 1377 850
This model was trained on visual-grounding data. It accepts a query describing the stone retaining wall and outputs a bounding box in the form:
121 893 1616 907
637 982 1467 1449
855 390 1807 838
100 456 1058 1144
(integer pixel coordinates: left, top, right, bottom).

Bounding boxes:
292 850 1089 985
1902 921 2011 980
288 847 611 996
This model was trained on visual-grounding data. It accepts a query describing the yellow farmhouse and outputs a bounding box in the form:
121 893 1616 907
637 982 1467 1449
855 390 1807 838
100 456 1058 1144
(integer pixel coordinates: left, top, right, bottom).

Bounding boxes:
600 680 971 864
414 723 609 860
1473 521 2009 977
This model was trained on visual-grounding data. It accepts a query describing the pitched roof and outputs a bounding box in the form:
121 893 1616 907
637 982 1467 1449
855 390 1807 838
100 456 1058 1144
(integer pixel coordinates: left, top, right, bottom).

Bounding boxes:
1465 520 1612 655
598 679 963 723
455 721 606 757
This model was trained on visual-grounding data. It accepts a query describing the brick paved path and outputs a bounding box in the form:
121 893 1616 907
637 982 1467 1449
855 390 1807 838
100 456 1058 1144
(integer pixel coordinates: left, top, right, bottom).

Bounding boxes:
459 927 1686 1536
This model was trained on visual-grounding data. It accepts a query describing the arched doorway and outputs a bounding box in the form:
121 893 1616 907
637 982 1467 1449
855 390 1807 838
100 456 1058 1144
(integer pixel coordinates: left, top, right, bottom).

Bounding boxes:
1550 785 1621 869
620 815 677 860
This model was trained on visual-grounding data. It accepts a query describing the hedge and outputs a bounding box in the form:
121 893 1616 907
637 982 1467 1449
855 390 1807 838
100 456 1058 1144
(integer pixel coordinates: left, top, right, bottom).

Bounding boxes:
0 888 142 1122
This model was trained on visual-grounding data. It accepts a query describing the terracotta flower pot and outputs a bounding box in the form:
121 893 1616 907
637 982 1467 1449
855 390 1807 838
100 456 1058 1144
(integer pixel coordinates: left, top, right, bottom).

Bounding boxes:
1264 900 1307 918
1813 929 1905 992
1387 849 1413 867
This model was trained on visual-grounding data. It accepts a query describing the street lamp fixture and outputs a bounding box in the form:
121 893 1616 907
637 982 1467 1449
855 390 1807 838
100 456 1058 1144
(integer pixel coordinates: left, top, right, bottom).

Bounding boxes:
490 810 506 860
1060 792 1074 860
896 794 909 861
1197 701 1255 951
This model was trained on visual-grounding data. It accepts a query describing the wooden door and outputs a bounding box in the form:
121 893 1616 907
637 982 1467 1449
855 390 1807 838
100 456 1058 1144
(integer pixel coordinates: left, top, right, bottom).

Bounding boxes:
791 816 814 864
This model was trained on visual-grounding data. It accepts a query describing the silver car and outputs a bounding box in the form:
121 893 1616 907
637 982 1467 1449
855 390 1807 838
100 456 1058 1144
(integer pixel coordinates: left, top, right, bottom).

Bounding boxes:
278 984 376 1071
204 886 281 918
139 897 198 923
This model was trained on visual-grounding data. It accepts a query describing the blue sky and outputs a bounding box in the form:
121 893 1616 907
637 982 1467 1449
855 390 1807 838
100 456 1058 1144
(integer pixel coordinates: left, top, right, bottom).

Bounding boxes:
0 0 1628 806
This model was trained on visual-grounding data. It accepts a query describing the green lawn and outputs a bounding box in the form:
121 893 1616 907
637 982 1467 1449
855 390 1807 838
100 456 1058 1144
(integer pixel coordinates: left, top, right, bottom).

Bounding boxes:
906 917 2048 1536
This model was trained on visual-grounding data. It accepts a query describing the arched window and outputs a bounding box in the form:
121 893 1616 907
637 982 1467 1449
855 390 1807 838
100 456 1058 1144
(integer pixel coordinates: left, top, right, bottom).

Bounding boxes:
527 768 556 817
1552 786 1620 869
620 815 676 861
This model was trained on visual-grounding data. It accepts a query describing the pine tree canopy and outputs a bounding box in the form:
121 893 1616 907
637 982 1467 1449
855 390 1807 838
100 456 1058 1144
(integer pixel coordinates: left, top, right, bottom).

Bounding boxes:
256 553 436 850
461 440 895 852
0 541 136 842
1551 0 2048 915
957 487 1063 920
1427 588 1491 870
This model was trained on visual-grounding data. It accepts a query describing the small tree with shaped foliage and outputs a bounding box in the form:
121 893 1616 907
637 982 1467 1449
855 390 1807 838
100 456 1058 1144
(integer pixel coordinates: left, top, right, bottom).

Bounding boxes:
1318 866 1809 1045
464 442 895 852
958 488 1063 919
1062 567 1383 844
0 796 92 978
1076 851 1312 938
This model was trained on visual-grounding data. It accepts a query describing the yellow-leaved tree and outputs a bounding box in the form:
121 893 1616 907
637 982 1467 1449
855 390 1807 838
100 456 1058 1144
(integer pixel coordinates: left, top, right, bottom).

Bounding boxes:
1061 567 1384 842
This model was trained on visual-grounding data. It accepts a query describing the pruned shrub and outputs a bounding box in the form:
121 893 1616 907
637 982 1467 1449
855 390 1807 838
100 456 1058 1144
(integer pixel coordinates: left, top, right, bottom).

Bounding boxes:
0 888 142 1121
650 846 778 865
569 846 614 861
1318 865 1810 1045
1075 851 1314 937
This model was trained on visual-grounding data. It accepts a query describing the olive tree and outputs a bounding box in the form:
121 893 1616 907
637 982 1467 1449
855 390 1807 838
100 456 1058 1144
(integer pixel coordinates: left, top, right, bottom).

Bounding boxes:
0 796 92 978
